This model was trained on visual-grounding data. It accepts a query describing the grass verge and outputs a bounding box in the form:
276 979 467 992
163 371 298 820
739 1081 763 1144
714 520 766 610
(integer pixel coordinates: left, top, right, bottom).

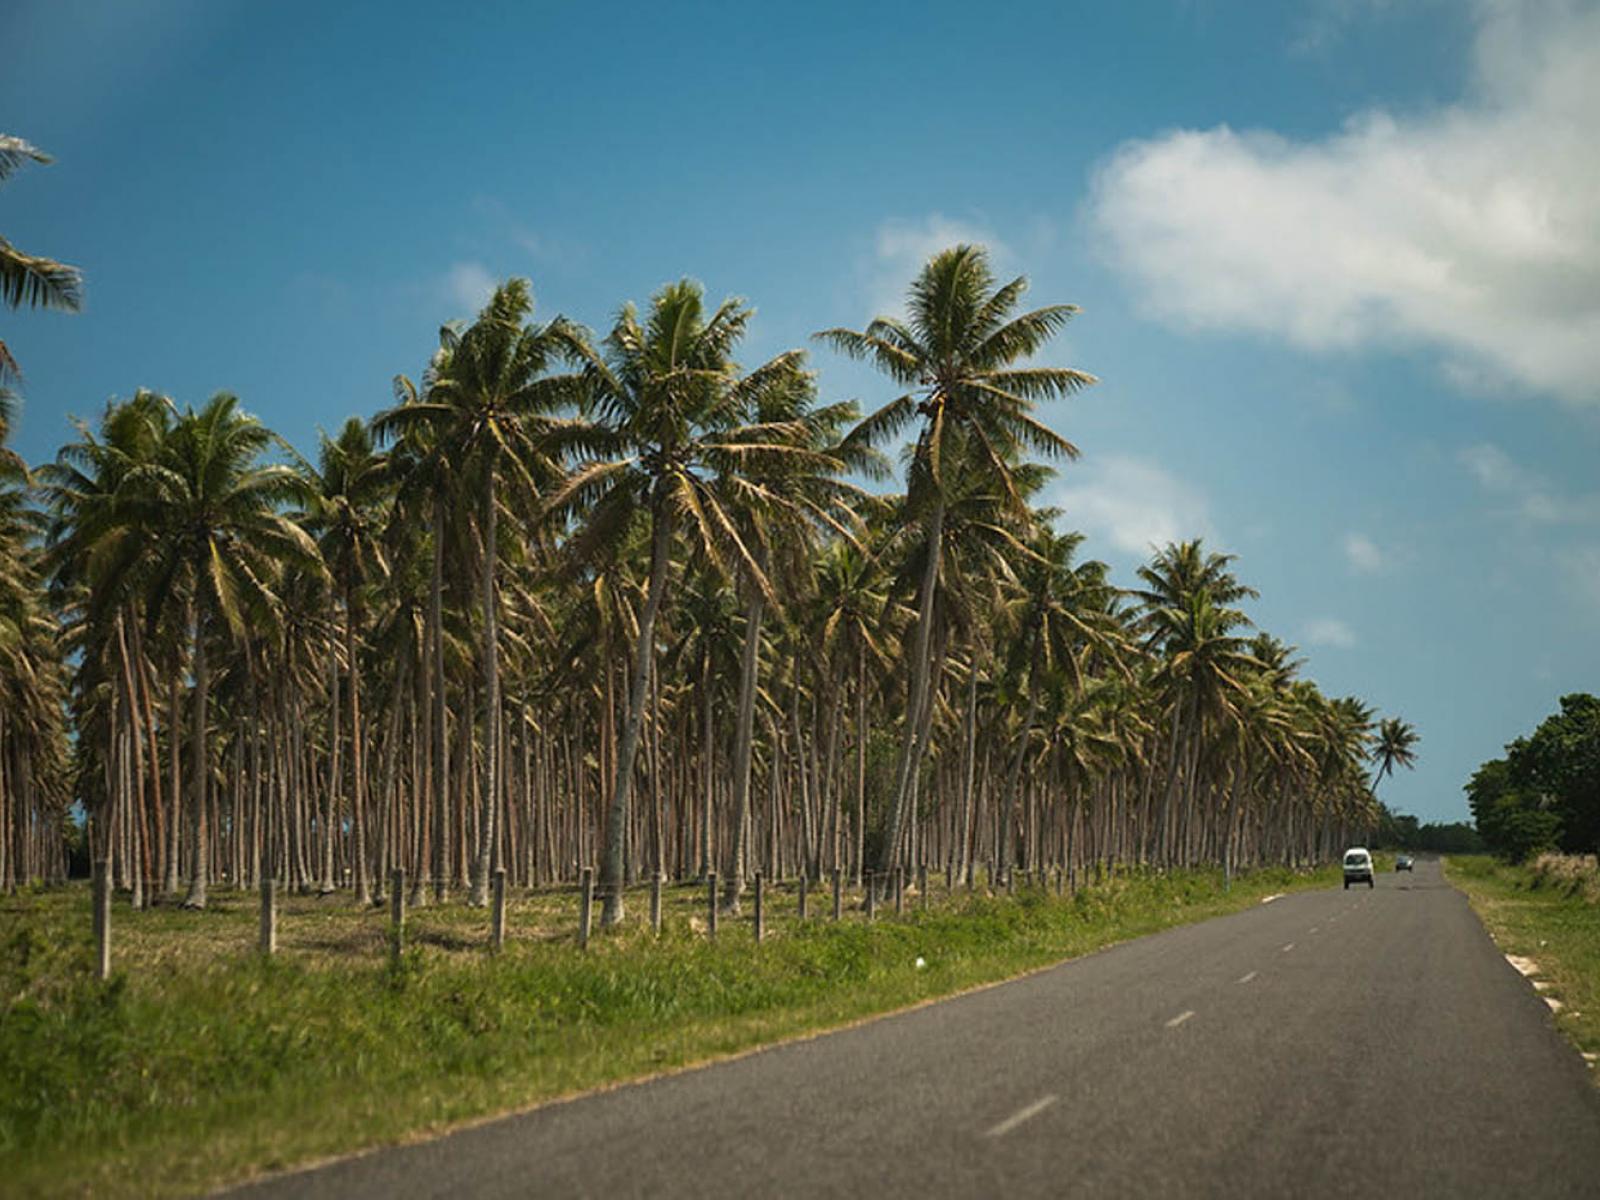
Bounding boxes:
1445 854 1600 1081
3 864 1335 1198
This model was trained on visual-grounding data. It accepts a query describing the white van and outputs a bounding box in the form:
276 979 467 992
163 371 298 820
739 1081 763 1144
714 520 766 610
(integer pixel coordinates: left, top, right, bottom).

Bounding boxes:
1343 847 1374 889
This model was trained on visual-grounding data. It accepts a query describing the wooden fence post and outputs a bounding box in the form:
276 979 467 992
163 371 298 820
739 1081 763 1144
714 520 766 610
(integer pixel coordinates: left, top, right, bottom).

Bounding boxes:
579 867 593 950
259 874 277 956
390 868 405 963
832 867 843 921
797 872 808 922
866 873 877 922
491 867 506 952
92 859 110 981
753 871 764 943
894 867 904 915
650 872 663 936
919 863 929 911
707 871 718 940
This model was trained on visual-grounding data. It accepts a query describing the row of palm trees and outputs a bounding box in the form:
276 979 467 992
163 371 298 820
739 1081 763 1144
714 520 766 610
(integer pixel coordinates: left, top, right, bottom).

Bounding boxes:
0 245 1419 920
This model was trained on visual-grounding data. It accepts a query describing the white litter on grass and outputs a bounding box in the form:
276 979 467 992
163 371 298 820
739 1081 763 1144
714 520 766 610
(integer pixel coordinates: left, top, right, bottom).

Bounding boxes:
915 956 926 970
1506 954 1540 977
1260 894 1283 904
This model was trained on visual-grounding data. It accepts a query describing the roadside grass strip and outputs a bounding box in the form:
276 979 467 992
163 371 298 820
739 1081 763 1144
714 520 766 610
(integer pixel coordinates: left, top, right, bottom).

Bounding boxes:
1 863 1338 1198
1446 855 1600 1082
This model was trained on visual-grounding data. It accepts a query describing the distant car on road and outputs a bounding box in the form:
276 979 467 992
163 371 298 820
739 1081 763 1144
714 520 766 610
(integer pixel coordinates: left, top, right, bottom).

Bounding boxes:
1343 847 1375 889
1396 855 1414 872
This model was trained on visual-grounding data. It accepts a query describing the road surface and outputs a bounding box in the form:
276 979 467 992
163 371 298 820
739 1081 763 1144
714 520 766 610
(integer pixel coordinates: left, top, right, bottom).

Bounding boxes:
230 859 1600 1198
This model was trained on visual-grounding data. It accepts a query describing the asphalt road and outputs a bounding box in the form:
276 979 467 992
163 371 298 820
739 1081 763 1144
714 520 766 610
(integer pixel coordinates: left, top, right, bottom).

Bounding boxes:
231 859 1600 1199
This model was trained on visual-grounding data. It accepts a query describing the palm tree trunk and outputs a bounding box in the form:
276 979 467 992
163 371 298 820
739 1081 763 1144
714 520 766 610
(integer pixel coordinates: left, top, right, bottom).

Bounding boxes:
599 504 673 927
854 641 866 888
723 586 765 912
348 582 371 905
431 498 449 902
880 495 943 874
472 465 500 907
184 608 211 908
322 644 339 894
959 651 979 885
698 667 713 879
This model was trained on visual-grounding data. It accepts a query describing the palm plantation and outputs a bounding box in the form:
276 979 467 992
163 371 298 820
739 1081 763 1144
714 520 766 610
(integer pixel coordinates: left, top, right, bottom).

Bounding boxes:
3 250 1414 928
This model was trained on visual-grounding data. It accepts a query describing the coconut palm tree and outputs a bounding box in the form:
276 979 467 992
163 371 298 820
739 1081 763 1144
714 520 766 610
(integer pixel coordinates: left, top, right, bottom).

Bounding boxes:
377 279 584 905
817 243 1094 879
1 135 82 391
1372 716 1419 797
549 278 841 926
301 418 392 903
124 393 322 907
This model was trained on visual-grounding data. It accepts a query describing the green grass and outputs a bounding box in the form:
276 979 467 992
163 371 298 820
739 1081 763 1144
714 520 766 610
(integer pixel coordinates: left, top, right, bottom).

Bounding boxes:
2 864 1336 1198
1445 855 1600 1081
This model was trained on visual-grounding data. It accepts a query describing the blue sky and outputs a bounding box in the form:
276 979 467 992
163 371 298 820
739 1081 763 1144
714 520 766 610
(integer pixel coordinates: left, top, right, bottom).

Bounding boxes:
5 0 1598 823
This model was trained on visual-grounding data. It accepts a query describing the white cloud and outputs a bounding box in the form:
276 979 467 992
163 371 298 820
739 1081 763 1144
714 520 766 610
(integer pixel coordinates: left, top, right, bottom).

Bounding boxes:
1458 441 1600 522
1305 617 1359 648
444 261 496 316
1088 1 1600 406
864 214 1012 319
1051 455 1216 557
1344 532 1383 573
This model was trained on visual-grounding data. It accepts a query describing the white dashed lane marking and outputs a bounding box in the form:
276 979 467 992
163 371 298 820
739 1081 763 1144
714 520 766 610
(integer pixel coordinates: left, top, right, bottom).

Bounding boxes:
1282 943 1295 952
986 1095 1058 1138
1238 971 1258 984
1166 1010 1196 1028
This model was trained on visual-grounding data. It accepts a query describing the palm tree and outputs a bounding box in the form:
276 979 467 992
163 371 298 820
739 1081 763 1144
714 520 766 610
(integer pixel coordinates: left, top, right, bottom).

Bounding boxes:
1372 716 1419 797
817 243 1094 878
1 135 83 389
377 279 583 906
550 278 839 926
302 417 392 903
126 393 322 907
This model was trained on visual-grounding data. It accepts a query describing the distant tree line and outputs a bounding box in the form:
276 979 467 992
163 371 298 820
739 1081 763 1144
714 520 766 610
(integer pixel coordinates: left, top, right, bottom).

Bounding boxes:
1371 803 1484 854
1466 694 1600 862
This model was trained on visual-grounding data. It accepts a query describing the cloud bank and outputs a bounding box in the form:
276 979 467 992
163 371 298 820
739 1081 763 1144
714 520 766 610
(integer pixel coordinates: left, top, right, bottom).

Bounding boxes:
1089 0 1600 406
1051 455 1215 558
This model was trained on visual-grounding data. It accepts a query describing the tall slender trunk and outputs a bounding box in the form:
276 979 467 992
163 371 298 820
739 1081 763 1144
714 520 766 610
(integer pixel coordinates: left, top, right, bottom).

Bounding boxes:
854 641 866 888
321 643 339 893
880 495 943 873
959 650 979 884
431 498 449 902
472 463 500 907
183 605 211 908
348 581 371 905
698 665 713 879
165 668 183 899
599 502 673 927
723 585 765 911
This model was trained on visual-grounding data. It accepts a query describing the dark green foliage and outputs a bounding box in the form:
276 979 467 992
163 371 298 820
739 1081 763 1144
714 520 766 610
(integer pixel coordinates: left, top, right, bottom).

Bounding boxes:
1373 803 1485 854
1467 694 1600 860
